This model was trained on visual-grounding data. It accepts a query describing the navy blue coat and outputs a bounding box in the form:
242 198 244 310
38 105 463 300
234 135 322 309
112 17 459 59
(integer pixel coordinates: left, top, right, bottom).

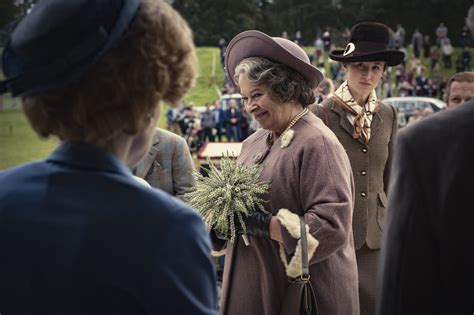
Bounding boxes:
0 142 218 315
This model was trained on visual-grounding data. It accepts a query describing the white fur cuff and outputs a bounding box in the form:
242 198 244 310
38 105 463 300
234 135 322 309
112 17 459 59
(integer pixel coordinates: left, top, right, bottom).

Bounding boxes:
277 208 319 278
211 248 226 257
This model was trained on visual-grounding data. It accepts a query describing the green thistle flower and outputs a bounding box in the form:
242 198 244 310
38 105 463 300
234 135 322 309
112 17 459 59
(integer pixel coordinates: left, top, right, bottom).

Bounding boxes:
185 155 270 243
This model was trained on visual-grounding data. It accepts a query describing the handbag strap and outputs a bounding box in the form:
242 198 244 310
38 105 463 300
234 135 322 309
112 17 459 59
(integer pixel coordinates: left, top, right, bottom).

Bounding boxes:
300 216 310 278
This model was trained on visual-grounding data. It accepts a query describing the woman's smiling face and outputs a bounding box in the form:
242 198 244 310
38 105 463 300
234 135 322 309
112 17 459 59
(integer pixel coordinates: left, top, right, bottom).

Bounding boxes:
238 74 294 134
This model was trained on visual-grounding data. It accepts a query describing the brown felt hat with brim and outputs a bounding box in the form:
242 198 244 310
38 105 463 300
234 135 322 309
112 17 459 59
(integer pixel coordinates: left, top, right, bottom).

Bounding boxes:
329 22 404 66
225 30 324 89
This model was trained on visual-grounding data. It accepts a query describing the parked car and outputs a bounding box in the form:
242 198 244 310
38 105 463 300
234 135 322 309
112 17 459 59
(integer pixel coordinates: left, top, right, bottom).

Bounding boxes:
192 93 243 114
382 96 447 127
219 93 243 111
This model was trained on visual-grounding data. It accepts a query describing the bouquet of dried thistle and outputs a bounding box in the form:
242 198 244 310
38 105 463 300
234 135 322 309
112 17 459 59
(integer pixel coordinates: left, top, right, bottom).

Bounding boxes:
186 155 270 245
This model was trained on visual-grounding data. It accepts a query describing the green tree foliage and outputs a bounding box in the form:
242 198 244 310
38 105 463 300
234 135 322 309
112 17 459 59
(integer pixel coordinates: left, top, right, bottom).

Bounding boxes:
0 1 21 29
174 0 261 46
172 0 473 47
378 0 472 43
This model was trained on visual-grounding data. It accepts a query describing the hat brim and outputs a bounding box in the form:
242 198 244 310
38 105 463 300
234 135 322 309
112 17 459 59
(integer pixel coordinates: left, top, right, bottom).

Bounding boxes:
0 0 140 97
225 30 323 89
329 49 404 66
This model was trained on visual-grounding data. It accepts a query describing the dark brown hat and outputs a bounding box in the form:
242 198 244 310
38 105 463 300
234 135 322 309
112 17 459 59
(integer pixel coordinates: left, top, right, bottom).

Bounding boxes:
225 30 324 89
329 22 404 66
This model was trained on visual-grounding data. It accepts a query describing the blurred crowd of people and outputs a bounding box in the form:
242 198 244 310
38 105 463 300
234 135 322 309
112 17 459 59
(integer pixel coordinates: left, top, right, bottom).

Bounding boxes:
194 22 474 151
314 22 472 101
249 22 473 103
165 97 255 151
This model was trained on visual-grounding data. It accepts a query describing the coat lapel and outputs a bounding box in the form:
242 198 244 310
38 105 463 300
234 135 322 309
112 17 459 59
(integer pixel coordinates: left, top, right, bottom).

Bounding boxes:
330 102 366 145
136 130 160 178
370 102 384 138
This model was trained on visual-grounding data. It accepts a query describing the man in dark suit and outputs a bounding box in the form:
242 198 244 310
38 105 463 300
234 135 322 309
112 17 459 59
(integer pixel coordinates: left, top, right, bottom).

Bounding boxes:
377 100 474 314
225 99 242 142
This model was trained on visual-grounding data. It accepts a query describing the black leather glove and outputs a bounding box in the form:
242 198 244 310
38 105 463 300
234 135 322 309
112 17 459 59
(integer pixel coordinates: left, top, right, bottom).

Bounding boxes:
212 212 272 241
237 211 272 238
212 228 231 241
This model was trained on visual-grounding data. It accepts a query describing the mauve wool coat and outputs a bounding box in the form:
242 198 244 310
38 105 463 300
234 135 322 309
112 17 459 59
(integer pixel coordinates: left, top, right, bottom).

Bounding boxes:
213 112 360 315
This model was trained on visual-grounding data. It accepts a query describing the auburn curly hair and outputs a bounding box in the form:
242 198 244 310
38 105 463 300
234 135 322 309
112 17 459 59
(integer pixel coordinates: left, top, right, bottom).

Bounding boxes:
22 0 197 149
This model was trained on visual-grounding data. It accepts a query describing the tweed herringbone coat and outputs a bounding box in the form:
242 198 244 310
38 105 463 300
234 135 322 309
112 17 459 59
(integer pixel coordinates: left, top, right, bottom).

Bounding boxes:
311 98 397 249
135 128 195 200
310 97 397 315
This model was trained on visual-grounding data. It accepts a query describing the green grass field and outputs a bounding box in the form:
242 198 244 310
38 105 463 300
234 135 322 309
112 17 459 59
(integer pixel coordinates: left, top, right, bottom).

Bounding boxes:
0 111 58 169
0 47 224 170
185 47 224 105
0 46 470 169
0 109 170 169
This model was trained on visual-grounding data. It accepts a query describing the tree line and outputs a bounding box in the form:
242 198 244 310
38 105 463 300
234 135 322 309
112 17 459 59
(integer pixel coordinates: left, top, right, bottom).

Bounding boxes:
1 0 473 47
172 0 473 47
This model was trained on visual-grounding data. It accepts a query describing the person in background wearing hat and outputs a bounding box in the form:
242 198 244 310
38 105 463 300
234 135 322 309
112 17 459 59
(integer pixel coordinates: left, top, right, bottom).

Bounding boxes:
444 71 474 108
310 22 404 315
0 1 218 314
212 30 359 315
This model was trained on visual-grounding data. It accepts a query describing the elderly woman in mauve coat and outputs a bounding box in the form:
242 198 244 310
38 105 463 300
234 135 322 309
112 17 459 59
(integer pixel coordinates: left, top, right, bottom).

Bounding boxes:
211 30 360 315
310 22 404 315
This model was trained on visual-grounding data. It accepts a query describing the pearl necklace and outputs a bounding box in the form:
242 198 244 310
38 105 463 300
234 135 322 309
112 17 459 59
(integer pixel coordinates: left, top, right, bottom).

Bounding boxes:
280 107 309 136
267 107 309 146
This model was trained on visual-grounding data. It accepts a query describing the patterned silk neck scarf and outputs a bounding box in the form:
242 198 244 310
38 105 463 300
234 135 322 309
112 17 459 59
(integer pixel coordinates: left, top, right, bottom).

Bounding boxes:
334 80 379 144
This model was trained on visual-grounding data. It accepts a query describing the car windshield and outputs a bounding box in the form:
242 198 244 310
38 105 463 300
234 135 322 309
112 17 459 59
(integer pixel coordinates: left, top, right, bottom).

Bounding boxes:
220 94 243 111
383 97 446 128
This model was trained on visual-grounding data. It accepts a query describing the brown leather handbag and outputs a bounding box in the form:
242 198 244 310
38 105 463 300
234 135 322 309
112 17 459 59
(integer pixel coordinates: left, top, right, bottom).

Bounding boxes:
280 216 318 315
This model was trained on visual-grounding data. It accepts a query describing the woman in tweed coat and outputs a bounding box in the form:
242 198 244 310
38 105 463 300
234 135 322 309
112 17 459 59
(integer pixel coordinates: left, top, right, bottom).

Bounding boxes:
310 22 404 315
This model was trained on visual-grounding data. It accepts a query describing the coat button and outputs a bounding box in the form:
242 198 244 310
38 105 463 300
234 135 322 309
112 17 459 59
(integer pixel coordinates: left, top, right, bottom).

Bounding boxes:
361 170 367 176
361 147 368 153
361 192 367 197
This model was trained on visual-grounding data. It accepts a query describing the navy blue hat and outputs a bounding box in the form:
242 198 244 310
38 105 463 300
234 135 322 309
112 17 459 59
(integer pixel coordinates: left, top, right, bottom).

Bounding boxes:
0 0 140 96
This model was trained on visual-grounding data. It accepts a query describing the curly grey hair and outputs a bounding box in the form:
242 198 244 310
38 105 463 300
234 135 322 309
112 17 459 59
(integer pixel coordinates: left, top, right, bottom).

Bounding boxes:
233 57 316 107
